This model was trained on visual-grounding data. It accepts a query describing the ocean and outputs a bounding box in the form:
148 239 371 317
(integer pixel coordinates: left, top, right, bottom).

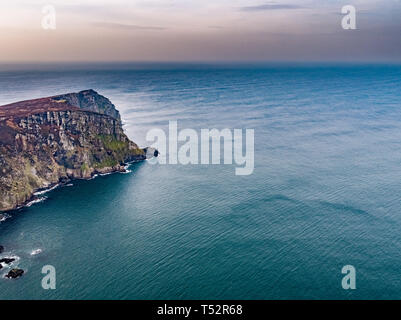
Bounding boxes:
1 63 401 299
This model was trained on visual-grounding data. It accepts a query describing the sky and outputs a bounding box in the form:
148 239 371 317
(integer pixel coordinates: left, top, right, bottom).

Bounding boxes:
0 0 400 62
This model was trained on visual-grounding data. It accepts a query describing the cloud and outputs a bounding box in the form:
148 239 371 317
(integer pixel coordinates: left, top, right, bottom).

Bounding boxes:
240 3 305 11
92 22 167 31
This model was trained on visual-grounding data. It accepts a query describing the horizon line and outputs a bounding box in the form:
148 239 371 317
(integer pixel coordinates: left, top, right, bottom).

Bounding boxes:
1 60 401 65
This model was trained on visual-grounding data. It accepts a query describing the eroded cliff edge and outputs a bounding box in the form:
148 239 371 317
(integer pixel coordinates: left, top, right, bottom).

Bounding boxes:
0 90 148 212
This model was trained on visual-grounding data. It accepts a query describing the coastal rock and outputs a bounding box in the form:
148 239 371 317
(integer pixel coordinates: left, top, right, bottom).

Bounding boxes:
144 147 159 159
5 268 24 279
0 258 15 264
0 90 149 211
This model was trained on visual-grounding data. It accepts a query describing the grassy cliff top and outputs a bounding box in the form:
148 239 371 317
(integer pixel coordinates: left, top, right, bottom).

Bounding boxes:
0 90 121 121
0 97 80 119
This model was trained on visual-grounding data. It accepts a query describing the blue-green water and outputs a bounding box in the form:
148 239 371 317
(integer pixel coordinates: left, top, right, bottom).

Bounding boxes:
1 63 401 299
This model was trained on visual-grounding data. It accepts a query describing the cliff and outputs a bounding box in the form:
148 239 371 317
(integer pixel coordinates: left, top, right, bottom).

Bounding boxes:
0 90 149 212
52 89 122 122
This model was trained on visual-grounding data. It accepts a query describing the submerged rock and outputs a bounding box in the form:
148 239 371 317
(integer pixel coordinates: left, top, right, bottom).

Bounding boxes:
30 248 42 256
5 268 24 279
0 245 4 254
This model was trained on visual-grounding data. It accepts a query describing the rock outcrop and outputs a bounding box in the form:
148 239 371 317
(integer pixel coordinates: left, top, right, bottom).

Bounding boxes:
0 258 15 264
52 89 122 123
0 90 149 212
5 269 24 279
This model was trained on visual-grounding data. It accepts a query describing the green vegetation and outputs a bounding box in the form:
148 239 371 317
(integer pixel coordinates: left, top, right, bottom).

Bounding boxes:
54 99 67 103
80 163 90 172
98 134 128 151
93 157 119 169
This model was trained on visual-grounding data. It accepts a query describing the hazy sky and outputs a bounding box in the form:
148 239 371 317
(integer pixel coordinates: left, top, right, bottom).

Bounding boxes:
0 0 400 62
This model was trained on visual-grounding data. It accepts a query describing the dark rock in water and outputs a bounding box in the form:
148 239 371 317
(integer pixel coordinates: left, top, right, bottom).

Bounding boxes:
0 245 4 253
143 147 159 159
0 264 2 269
5 268 24 279
59 176 70 184
0 258 15 264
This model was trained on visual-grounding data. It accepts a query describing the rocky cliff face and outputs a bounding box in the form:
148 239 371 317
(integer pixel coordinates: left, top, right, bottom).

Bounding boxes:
52 89 122 122
0 90 147 212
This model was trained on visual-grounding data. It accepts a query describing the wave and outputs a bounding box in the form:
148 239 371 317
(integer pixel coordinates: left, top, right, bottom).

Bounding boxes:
99 172 113 176
34 184 59 196
26 197 47 207
0 213 11 223
30 248 42 256
0 254 20 269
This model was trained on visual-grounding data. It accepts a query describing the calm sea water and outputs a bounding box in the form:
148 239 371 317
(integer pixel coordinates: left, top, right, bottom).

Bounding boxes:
1 63 401 299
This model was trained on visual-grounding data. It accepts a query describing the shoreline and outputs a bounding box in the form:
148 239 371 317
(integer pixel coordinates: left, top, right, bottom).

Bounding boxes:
0 158 145 218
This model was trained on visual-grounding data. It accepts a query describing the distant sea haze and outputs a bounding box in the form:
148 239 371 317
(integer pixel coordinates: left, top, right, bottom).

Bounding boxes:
1 63 401 299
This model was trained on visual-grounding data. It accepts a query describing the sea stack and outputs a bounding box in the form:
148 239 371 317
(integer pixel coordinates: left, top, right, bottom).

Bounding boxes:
0 90 151 212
